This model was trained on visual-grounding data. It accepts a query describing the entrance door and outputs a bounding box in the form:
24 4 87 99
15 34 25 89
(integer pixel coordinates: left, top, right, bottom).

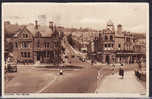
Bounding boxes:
106 55 110 64
37 52 40 61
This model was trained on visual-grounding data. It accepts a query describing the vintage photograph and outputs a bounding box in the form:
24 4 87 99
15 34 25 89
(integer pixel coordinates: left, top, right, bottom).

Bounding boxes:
2 3 149 97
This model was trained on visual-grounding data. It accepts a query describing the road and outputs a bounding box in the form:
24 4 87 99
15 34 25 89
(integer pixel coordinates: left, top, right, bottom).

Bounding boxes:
42 66 98 93
5 63 145 94
96 71 146 94
5 63 99 93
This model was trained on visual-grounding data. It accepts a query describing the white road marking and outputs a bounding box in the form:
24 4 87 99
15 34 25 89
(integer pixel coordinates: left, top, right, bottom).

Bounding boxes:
37 76 58 93
97 69 103 80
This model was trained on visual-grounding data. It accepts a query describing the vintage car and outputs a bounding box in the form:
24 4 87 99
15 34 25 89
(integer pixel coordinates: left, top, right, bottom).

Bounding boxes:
5 58 17 72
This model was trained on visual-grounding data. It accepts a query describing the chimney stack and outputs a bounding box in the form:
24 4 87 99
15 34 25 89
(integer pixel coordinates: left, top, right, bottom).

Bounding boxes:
117 24 122 34
35 20 38 29
49 21 54 32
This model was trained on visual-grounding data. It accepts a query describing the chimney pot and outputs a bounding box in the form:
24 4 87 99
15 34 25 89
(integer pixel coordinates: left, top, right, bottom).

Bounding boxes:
49 21 54 31
35 20 38 29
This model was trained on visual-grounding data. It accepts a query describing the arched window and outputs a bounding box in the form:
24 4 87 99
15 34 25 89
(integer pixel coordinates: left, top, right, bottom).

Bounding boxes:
105 44 107 47
15 42 18 48
118 44 121 48
105 36 108 40
108 44 111 47
110 35 113 41
112 44 114 48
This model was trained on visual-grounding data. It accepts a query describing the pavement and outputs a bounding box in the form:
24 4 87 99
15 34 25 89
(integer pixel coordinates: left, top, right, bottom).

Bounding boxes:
95 71 146 94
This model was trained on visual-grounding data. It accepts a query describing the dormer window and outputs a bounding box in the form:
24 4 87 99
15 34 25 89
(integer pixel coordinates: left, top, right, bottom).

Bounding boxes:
23 34 28 38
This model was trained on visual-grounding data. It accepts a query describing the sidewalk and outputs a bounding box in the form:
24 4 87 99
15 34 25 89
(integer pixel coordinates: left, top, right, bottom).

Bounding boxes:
95 71 146 94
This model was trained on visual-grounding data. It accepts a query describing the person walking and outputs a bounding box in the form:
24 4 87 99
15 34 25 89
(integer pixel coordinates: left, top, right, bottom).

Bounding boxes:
119 67 122 77
119 67 124 79
112 63 115 75
91 60 94 65
121 68 124 79
138 61 142 70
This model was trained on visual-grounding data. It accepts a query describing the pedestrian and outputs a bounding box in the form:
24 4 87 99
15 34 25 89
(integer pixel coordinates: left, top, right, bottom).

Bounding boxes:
119 67 122 76
91 60 94 65
138 61 142 70
121 68 124 79
120 63 123 66
119 67 124 79
112 63 115 75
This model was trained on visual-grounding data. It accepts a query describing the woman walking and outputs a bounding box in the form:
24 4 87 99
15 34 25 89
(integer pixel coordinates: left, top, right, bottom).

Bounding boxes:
119 67 124 79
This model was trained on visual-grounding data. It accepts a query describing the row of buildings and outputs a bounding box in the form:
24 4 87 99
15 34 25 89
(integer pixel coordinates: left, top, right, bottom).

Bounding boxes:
4 20 146 64
86 20 146 64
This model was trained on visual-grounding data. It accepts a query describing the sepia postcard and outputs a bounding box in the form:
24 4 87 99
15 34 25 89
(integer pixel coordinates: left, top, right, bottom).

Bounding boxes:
1 2 149 98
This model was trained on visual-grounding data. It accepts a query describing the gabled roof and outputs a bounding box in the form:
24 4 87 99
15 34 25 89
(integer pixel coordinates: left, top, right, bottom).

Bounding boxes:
13 26 27 37
107 19 113 26
12 24 54 37
26 24 53 37
4 24 23 35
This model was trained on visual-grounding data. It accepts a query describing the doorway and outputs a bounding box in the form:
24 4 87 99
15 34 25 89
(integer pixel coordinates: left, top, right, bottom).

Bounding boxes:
37 51 40 61
106 55 110 64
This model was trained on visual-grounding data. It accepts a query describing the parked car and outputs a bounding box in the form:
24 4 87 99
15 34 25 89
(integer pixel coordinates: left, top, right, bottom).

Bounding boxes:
5 58 17 72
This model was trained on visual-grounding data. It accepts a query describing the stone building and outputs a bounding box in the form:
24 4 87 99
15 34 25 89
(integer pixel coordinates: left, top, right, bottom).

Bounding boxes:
92 20 146 64
102 20 115 64
11 21 64 64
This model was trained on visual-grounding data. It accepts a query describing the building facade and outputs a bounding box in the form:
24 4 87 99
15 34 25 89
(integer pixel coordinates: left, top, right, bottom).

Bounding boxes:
89 20 146 64
12 21 64 64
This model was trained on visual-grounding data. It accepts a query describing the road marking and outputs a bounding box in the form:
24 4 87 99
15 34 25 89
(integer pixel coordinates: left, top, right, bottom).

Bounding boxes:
37 76 58 93
97 70 103 80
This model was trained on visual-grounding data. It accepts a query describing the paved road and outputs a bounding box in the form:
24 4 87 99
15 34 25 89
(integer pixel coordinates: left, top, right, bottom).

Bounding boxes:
96 71 146 94
5 64 99 93
42 66 98 93
5 63 142 93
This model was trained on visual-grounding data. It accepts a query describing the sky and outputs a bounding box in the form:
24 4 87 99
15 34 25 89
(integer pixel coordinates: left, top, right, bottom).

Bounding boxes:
2 3 149 33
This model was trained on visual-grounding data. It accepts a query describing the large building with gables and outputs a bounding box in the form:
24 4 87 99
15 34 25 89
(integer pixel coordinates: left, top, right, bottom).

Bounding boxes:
88 20 146 64
11 21 64 64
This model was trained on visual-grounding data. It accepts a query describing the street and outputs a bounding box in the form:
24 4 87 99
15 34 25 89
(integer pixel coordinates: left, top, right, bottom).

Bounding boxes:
5 63 98 93
4 63 146 94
